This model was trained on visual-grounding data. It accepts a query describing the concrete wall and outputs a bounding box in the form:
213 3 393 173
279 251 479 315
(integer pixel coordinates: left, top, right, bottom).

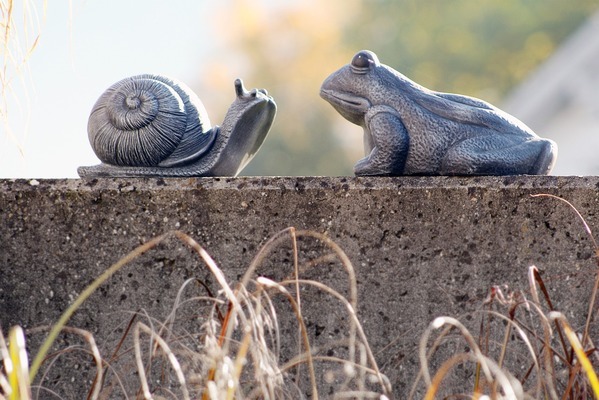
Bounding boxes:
1 176 599 398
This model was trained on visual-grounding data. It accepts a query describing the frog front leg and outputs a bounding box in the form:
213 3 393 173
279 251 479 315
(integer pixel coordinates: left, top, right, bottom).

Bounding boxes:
354 105 410 176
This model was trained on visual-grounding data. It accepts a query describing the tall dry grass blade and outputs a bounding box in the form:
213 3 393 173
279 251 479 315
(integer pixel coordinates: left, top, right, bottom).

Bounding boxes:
562 362 584 400
174 232 240 311
184 278 225 322
423 352 522 400
240 227 297 289
172 231 250 399
528 266 570 366
8 326 29 400
282 354 386 381
419 317 492 387
0 328 13 398
333 392 389 399
491 312 514 398
173 231 247 355
0 0 46 153
531 195 599 393
108 312 139 365
257 277 319 400
355 341 367 395
294 230 358 312
257 288 281 361
289 228 305 386
408 324 454 399
524 267 560 400
423 352 471 400
262 229 363 392
36 326 104 400
295 230 360 373
201 303 232 400
215 227 368 397
549 312 599 399
157 277 219 357
29 232 171 381
473 287 499 397
66 327 103 400
0 377 9 399
226 320 252 400
235 227 367 391
133 322 190 400
278 278 391 396
475 309 543 397
531 194 598 250
531 193 599 347
80 310 140 400
585 274 599 345
24 326 104 400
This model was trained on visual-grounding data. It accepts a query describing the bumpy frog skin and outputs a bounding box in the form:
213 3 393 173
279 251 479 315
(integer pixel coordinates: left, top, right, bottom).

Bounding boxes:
321 50 557 176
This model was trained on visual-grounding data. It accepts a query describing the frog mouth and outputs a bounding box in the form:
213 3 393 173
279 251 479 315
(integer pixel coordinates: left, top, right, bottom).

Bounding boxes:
320 89 371 113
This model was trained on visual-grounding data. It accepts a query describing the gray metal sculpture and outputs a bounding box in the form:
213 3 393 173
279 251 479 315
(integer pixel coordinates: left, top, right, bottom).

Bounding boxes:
321 50 557 176
78 74 276 178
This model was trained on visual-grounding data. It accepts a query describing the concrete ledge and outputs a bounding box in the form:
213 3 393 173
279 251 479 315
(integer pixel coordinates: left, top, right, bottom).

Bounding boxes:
1 176 599 397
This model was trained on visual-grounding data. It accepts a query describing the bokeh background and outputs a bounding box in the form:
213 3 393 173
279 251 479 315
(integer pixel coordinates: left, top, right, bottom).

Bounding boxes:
1 0 598 178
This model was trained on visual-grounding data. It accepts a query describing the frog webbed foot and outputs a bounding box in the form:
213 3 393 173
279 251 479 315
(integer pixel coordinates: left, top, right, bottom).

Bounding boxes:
354 153 389 176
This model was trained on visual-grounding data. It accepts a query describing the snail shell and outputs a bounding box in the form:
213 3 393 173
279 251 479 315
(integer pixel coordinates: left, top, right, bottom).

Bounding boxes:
78 75 276 178
87 74 216 168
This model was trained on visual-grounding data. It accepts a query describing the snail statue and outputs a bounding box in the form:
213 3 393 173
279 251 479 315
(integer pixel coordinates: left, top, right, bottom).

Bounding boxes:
321 50 558 176
78 74 276 178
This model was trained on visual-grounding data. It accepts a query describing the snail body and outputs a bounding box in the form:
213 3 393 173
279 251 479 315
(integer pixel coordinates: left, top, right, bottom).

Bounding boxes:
78 75 276 177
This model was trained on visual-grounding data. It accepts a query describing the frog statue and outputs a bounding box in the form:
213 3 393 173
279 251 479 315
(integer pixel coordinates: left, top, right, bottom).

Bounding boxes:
320 50 557 176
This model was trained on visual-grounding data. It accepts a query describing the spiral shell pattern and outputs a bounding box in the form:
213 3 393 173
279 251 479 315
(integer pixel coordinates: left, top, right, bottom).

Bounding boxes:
88 74 215 167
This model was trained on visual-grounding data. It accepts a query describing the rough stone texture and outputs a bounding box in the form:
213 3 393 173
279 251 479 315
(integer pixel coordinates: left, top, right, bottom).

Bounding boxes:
1 176 599 398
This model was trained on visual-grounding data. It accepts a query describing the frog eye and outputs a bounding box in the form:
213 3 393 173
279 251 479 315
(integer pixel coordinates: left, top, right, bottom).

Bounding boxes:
350 51 377 74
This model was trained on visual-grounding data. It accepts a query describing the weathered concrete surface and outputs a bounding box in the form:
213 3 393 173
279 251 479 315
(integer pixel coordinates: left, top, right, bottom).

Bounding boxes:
1 176 599 397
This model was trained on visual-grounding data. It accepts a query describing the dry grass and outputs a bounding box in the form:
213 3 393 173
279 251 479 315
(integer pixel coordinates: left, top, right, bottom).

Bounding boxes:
2 195 599 399
410 194 599 399
0 0 46 153
0 228 391 399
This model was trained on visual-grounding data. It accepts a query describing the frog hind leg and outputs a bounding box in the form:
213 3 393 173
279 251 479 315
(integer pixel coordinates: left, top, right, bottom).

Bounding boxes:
530 139 557 175
354 105 410 176
440 136 557 175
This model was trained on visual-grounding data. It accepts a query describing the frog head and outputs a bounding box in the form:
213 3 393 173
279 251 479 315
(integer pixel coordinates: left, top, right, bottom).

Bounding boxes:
320 50 394 125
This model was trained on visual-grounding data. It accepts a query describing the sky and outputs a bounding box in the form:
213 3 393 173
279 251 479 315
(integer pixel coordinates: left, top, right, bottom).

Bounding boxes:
1 1 218 178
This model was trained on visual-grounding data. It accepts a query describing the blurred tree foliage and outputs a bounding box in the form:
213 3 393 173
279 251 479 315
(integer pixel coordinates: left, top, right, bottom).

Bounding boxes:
198 0 597 176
